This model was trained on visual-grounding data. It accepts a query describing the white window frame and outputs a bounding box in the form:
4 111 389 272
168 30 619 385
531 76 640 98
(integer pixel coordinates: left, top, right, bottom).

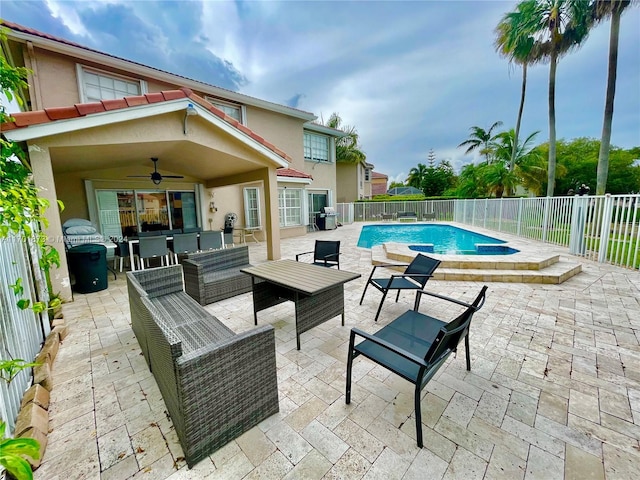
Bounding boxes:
304 132 330 163
278 188 303 227
243 187 261 228
76 65 147 103
204 96 245 124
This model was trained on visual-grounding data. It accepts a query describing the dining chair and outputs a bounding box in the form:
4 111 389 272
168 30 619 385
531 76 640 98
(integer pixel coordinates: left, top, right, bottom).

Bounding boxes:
295 240 340 269
223 231 234 248
198 231 223 251
171 232 199 263
137 235 170 270
113 240 132 272
360 253 441 322
346 286 488 448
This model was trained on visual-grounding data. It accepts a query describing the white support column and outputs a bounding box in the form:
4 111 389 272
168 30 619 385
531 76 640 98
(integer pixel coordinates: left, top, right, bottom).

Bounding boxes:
28 143 73 301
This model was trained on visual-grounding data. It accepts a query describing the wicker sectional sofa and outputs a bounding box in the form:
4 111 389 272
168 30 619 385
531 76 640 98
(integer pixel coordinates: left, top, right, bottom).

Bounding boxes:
182 245 253 305
126 264 279 468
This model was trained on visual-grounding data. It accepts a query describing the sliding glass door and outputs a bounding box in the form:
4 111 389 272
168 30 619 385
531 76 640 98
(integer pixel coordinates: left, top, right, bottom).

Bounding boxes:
96 189 198 237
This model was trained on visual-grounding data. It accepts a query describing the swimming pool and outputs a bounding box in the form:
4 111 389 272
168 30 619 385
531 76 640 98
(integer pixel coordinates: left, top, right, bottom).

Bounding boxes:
357 224 519 255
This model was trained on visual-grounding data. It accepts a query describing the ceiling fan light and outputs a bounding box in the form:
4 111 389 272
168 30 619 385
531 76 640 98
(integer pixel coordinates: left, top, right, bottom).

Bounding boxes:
152 178 162 185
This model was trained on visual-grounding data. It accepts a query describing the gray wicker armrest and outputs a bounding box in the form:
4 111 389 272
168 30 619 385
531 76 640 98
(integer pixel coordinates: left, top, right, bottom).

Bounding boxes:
176 324 278 467
128 264 184 297
182 259 205 304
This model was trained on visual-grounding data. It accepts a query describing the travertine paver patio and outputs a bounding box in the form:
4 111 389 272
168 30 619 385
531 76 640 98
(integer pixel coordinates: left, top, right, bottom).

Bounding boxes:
35 223 640 479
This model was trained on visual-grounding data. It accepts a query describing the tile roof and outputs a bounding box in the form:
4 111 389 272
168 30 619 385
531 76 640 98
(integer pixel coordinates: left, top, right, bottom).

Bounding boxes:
277 168 313 179
371 171 388 179
1 87 292 162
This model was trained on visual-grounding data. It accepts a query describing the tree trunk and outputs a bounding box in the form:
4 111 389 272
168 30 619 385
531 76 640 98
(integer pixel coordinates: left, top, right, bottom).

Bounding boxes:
597 10 620 195
511 63 527 173
546 53 557 197
509 63 527 196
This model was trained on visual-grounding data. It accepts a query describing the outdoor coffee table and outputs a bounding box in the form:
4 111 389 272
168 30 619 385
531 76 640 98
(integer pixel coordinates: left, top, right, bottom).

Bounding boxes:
241 260 361 350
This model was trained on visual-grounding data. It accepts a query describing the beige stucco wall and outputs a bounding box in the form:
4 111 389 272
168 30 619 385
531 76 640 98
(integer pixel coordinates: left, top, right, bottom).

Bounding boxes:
29 48 180 108
336 163 358 203
245 107 305 163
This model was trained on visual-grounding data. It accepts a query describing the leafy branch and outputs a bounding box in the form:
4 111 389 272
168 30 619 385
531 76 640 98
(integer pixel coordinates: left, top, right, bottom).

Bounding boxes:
0 421 40 480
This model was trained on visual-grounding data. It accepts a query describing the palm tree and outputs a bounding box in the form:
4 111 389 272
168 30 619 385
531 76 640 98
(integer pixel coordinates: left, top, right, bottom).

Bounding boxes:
592 0 632 195
494 129 546 195
495 1 537 185
407 163 428 192
457 121 504 162
323 112 366 164
518 0 592 197
456 163 489 198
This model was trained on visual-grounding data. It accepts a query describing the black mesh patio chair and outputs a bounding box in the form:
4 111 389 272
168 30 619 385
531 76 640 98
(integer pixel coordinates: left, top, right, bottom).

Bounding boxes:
113 240 132 272
171 232 199 263
295 240 340 269
138 235 171 270
199 231 223 251
360 254 441 322
346 285 488 448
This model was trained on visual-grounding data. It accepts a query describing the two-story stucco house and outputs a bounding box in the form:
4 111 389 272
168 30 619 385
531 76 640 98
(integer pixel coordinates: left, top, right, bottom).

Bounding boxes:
1 20 345 300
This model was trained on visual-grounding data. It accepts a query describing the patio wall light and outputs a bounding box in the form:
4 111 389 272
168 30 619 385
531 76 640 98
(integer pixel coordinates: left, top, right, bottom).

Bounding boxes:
183 103 198 135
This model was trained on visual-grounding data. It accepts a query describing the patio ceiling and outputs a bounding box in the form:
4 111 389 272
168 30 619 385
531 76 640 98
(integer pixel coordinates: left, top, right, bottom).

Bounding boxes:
49 140 263 180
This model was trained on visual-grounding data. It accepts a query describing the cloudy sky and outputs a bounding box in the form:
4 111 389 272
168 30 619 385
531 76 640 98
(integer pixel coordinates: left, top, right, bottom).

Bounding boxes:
3 0 639 184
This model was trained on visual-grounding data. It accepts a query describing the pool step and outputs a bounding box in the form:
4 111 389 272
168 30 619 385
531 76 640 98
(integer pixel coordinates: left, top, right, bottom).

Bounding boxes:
371 245 582 284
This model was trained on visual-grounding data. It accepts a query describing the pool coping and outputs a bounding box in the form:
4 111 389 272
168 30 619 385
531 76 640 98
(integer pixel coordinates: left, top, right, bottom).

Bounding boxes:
364 222 584 283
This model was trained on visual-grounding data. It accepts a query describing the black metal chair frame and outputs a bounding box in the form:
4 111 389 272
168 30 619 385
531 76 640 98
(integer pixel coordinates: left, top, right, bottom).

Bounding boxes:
295 240 340 269
346 285 488 448
360 254 441 322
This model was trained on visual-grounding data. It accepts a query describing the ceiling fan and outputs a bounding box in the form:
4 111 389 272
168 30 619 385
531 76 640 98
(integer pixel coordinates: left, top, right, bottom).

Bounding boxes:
128 158 184 185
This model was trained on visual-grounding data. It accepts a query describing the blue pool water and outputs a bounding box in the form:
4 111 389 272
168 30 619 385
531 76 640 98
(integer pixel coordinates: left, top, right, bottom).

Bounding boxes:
357 224 519 255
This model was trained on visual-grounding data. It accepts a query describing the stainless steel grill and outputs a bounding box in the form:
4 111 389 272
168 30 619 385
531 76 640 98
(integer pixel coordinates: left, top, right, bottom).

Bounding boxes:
316 206 337 230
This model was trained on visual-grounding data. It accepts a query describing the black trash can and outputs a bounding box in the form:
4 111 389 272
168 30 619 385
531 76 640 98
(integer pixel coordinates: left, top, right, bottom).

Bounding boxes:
67 244 108 293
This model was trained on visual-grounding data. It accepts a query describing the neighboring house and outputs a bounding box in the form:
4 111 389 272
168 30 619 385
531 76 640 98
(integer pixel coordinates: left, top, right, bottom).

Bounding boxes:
371 172 388 196
336 161 373 202
0 20 343 300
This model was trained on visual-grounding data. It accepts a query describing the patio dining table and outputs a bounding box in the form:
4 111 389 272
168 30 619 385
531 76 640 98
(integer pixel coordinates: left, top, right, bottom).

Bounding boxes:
241 260 361 349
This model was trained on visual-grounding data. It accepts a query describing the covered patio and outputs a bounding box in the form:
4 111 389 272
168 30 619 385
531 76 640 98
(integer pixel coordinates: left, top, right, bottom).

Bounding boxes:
33 223 640 479
3 88 288 301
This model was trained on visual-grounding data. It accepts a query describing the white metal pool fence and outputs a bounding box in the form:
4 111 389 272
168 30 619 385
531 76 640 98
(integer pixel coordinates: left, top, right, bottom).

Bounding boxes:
337 194 640 271
0 230 50 434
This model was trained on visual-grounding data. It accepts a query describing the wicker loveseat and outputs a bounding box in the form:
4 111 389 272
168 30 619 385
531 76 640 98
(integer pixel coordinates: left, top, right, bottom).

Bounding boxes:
182 245 253 305
126 264 279 468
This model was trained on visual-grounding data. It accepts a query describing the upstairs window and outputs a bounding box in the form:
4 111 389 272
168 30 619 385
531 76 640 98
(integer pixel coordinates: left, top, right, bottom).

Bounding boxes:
304 132 330 163
78 66 145 103
205 96 244 123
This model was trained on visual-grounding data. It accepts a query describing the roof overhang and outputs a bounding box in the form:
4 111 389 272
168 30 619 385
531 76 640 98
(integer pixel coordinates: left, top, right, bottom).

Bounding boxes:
277 175 313 184
304 122 349 138
3 99 289 168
